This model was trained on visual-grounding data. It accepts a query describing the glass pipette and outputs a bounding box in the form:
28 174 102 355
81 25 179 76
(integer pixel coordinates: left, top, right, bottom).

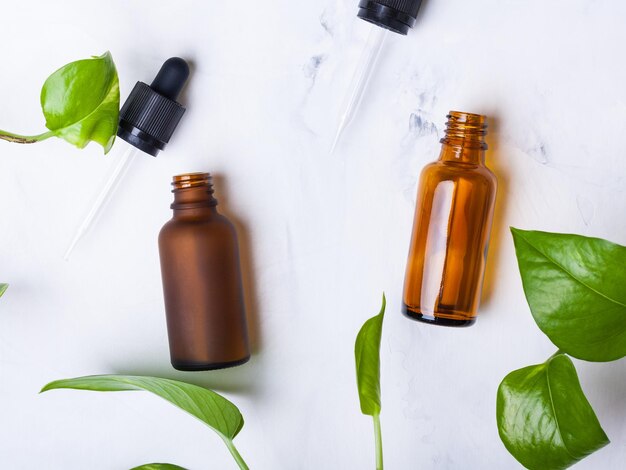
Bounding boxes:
63 144 138 260
63 57 190 260
330 0 424 153
330 25 389 155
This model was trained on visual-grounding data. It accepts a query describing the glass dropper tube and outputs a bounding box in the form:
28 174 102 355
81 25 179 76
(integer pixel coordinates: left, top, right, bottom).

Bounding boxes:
63 144 139 260
330 25 389 154
330 0 422 152
62 57 190 260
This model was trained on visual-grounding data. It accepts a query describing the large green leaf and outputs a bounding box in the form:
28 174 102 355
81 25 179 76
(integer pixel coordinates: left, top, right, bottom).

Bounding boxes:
0 284 7 298
40 51 119 153
41 375 244 440
511 228 626 362
130 465 187 470
497 353 609 469
355 295 385 416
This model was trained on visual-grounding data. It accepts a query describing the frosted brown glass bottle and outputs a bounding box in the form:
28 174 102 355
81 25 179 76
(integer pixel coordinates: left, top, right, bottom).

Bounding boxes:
159 173 250 370
403 112 497 327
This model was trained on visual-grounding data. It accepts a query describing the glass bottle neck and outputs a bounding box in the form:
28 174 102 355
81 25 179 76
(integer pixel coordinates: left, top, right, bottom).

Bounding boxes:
170 173 218 217
438 143 485 165
438 111 487 165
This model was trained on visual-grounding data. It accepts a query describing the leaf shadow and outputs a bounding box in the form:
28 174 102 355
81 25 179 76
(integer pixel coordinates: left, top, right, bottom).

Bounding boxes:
577 357 626 436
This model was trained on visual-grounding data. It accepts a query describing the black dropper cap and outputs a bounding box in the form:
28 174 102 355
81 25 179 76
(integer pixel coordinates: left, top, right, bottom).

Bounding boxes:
117 57 190 156
357 0 423 35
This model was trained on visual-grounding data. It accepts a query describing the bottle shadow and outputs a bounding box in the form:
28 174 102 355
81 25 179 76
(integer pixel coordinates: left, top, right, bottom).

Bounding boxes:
211 173 263 355
110 171 264 395
112 358 262 395
480 114 511 310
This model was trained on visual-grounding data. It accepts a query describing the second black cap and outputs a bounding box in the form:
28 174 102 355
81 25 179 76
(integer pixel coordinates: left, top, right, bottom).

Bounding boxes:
117 57 190 156
357 0 423 35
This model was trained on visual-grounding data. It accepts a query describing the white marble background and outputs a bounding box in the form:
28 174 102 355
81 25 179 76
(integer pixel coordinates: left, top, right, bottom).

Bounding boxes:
1 1 625 468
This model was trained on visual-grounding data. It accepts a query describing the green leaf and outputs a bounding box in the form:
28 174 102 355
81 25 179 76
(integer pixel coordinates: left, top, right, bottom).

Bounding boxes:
130 465 187 470
0 284 7 298
497 353 609 470
40 51 119 153
511 228 626 362
41 375 244 440
355 294 386 416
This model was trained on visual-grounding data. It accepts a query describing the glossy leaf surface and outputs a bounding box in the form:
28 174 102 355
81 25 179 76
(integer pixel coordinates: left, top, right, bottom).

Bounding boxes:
130 465 187 470
355 294 385 416
512 228 626 361
40 52 119 153
0 284 7 297
41 375 244 440
497 354 608 469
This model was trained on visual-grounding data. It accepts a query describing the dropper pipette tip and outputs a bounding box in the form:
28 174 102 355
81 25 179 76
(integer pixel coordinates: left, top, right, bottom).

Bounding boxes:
329 26 389 156
329 125 344 155
63 235 81 261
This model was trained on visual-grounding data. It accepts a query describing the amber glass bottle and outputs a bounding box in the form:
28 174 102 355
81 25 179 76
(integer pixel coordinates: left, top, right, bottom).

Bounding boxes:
158 173 250 370
403 111 497 327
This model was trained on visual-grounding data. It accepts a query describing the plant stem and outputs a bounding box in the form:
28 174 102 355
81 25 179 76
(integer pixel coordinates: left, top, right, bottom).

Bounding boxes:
549 349 565 360
223 438 250 470
0 129 54 144
373 414 383 470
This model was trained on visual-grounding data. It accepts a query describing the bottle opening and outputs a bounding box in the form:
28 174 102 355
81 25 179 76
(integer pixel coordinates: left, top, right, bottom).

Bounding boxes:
441 111 488 149
172 172 212 190
170 172 217 209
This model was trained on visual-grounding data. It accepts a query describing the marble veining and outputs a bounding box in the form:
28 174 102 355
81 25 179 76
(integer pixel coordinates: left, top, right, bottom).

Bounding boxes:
1 1 625 469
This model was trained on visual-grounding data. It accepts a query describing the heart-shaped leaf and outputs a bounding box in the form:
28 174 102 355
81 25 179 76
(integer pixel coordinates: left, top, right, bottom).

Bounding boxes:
40 51 119 153
355 294 385 416
497 353 609 469
511 228 626 362
41 375 244 440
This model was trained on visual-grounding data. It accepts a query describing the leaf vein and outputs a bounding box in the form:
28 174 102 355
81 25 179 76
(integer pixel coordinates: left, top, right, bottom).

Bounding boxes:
517 231 626 309
545 359 577 462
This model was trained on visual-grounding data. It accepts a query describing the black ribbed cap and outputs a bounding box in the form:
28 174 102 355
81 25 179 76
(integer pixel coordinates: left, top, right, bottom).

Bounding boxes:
357 0 423 35
117 57 190 156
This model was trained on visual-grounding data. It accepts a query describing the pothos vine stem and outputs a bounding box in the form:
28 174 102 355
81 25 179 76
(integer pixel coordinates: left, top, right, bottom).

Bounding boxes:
373 413 383 470
0 129 54 144
223 437 250 470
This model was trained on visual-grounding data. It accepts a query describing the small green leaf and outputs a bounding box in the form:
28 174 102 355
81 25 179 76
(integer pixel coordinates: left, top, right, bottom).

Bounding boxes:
41 375 244 440
497 353 609 470
130 465 187 470
355 294 386 416
511 228 626 362
0 284 7 297
40 52 119 153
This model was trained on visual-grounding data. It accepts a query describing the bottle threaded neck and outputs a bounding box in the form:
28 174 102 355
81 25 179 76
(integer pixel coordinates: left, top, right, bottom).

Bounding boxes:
172 172 212 190
441 111 488 149
171 172 217 209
